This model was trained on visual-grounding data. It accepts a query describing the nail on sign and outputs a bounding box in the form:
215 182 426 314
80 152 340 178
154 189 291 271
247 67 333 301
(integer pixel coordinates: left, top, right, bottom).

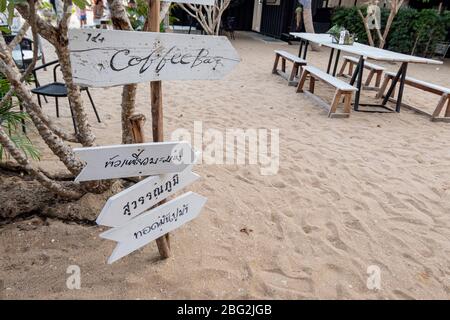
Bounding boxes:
68 29 240 87
101 191 207 264
97 168 200 227
74 141 195 182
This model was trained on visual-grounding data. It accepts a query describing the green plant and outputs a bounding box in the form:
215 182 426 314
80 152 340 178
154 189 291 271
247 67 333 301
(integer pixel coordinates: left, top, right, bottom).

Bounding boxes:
0 77 40 161
385 7 417 54
332 6 450 56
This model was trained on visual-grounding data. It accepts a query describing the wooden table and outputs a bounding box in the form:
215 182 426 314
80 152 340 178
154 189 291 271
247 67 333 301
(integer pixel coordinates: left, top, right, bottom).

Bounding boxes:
290 33 442 112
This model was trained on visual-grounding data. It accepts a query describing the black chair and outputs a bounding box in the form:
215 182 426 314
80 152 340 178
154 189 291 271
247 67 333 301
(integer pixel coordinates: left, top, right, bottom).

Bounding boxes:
3 35 40 71
31 60 101 134
223 17 236 40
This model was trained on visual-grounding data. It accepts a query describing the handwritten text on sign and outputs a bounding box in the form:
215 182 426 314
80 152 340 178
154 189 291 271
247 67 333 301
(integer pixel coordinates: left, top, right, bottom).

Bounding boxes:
74 141 195 182
68 29 240 87
97 168 200 227
101 192 207 264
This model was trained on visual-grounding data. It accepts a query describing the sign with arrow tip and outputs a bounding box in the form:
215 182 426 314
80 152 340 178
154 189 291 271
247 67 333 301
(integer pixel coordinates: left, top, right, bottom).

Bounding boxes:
74 141 195 182
68 29 240 87
96 168 200 227
101 191 207 264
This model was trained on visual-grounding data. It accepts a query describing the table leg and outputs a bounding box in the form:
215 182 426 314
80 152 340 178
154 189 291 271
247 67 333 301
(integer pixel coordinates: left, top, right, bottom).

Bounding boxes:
303 41 309 60
353 56 365 111
382 64 403 106
332 49 341 76
395 62 408 112
298 40 304 58
327 48 335 74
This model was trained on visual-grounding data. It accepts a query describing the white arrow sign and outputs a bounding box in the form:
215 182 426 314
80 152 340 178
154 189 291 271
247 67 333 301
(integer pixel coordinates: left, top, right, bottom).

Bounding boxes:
68 29 240 87
97 168 200 227
74 141 195 182
101 191 207 264
165 0 214 5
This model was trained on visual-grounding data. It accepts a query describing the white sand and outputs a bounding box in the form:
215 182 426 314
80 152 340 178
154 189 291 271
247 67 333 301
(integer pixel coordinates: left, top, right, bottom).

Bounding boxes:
0 31 449 299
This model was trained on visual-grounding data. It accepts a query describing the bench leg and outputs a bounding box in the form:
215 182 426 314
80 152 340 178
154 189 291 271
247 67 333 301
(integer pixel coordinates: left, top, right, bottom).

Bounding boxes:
288 63 299 86
272 54 280 74
365 70 375 87
445 97 450 118
296 70 309 93
343 92 352 114
329 90 342 117
348 63 354 77
376 76 390 99
375 71 382 88
309 76 315 93
338 59 348 77
281 58 286 73
432 94 449 119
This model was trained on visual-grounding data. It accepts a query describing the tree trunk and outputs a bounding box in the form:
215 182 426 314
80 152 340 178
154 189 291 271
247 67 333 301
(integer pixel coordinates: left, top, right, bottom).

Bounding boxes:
0 127 83 199
303 6 320 51
0 44 84 175
358 9 375 47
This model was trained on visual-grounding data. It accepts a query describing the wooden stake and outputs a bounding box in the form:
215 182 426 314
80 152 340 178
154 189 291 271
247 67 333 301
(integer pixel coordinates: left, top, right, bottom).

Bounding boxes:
147 0 171 258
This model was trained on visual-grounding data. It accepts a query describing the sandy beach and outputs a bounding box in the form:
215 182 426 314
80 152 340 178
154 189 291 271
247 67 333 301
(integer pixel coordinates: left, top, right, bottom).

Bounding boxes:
0 31 449 299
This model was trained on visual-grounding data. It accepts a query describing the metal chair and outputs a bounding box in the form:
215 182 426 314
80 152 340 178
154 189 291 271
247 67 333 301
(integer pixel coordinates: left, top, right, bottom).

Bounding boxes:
31 60 101 134
434 42 450 60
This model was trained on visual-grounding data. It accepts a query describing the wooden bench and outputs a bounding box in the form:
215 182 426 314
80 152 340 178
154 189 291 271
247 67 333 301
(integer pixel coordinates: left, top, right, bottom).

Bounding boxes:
272 50 307 86
338 55 385 89
377 71 450 122
297 65 358 118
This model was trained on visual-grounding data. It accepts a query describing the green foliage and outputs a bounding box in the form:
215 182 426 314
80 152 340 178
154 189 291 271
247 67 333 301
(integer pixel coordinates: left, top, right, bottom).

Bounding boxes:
127 0 148 31
332 6 450 56
0 77 40 161
385 7 417 53
73 0 90 10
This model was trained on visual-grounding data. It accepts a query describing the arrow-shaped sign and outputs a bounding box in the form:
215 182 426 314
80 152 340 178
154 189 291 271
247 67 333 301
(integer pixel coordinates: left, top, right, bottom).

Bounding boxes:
101 191 207 264
68 29 240 87
74 141 195 182
97 168 200 227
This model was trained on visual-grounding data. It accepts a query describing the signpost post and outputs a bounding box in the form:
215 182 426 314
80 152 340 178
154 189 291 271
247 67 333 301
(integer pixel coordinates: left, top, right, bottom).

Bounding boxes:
147 0 171 257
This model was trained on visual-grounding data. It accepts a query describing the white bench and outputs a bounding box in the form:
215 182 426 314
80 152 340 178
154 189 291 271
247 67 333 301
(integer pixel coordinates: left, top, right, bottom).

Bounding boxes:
297 65 358 118
377 71 450 122
338 55 385 89
272 50 307 86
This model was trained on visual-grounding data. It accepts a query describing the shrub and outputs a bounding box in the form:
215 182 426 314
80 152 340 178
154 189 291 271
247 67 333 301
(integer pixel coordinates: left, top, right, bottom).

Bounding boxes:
331 6 450 56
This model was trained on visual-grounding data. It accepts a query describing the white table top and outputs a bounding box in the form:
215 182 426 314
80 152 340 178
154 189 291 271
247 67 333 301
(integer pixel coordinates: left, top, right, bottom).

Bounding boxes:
290 33 442 65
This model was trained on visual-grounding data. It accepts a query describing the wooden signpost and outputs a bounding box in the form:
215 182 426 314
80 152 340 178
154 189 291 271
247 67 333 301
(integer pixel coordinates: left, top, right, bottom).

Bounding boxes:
69 0 240 263
68 28 240 87
100 192 207 264
73 141 195 182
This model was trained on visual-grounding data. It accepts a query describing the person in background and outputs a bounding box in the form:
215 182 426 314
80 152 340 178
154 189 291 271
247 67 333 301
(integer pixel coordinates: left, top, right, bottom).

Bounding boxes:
77 6 87 28
128 0 137 9
93 0 104 27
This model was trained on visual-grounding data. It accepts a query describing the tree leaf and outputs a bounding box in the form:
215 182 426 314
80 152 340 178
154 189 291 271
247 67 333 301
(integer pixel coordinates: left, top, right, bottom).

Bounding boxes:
0 0 7 13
